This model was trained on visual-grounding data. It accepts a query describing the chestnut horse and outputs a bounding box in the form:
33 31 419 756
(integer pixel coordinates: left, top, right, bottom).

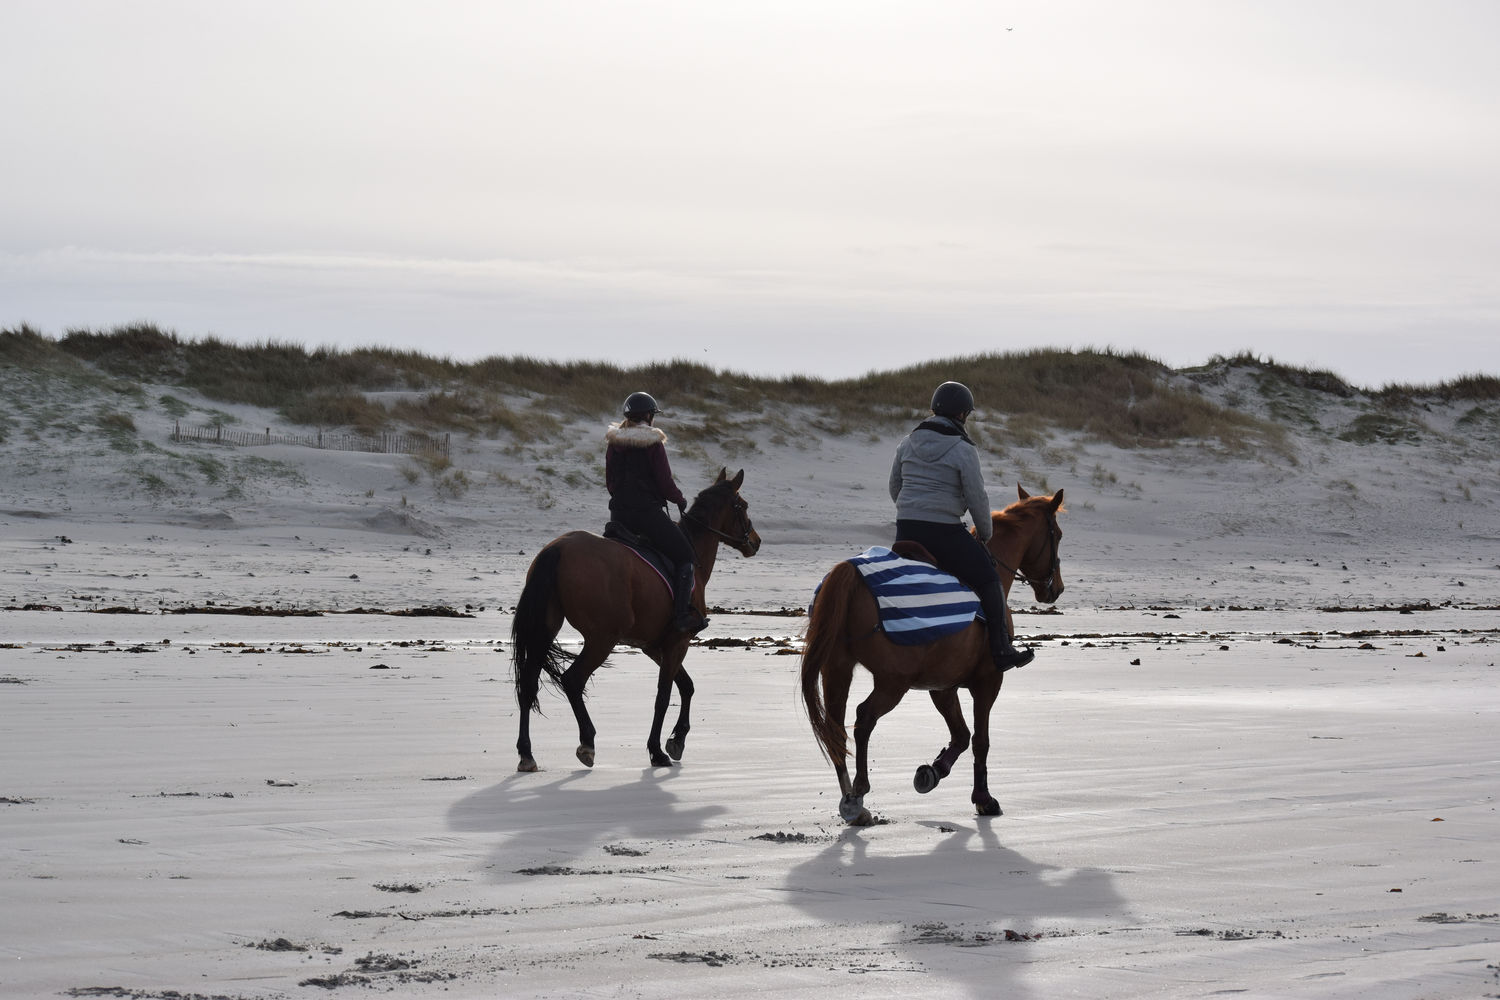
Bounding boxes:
512 468 760 771
800 486 1064 825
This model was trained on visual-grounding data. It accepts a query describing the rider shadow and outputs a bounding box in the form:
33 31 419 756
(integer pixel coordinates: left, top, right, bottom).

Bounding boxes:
446 766 728 879
781 816 1127 999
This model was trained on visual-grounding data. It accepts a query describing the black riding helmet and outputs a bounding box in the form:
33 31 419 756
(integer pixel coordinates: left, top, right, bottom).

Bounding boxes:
622 391 661 421
930 381 975 422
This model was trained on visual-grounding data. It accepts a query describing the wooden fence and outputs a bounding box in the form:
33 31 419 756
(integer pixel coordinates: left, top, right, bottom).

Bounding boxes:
172 422 450 459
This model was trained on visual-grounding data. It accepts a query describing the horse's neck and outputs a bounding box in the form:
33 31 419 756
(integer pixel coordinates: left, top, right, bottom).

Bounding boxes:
987 523 1026 595
691 528 720 585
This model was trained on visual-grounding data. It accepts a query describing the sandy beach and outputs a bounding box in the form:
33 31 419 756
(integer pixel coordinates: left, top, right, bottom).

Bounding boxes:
3 363 1499 998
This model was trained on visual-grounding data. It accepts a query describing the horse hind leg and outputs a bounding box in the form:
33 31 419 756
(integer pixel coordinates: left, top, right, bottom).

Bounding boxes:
516 674 542 772
815 655 863 822
845 681 908 825
513 567 566 773
515 627 563 774
562 638 612 768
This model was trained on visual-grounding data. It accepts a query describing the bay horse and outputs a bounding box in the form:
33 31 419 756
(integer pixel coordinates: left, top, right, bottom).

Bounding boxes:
800 486 1065 825
512 468 761 772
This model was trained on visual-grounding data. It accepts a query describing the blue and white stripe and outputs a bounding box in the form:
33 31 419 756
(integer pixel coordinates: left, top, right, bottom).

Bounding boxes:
848 546 981 645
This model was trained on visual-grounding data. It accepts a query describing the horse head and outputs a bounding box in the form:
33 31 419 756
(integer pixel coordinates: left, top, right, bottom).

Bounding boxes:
1000 485 1065 604
687 468 761 557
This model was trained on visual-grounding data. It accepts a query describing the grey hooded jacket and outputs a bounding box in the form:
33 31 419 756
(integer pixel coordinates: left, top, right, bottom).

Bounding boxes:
888 416 993 542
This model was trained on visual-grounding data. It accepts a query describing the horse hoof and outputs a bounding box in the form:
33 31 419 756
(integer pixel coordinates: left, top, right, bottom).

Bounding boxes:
838 793 866 823
974 798 1003 817
913 764 940 794
575 745 595 768
665 735 685 760
517 758 539 773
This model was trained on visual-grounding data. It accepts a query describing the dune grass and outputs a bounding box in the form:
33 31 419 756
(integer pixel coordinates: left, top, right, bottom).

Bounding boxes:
5 324 1495 453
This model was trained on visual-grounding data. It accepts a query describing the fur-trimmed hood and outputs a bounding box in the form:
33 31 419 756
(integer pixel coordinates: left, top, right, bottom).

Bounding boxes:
606 422 668 448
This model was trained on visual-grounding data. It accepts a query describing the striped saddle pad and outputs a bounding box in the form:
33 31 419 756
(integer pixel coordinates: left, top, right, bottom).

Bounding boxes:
846 546 982 645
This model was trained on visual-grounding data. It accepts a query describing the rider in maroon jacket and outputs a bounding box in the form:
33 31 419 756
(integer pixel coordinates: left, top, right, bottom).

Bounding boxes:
605 391 708 635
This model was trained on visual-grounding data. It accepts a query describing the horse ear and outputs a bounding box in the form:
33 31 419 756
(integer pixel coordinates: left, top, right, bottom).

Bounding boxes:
731 468 744 490
1017 484 1030 500
1050 488 1064 511
716 468 728 483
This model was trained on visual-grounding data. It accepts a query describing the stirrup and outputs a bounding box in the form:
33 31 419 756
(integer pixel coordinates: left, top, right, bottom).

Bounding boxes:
994 645 1035 672
673 611 709 636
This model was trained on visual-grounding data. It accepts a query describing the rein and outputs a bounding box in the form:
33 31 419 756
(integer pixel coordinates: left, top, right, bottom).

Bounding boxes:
683 509 752 548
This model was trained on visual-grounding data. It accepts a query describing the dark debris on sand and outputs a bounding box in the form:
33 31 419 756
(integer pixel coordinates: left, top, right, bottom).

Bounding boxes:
161 604 474 618
751 831 822 843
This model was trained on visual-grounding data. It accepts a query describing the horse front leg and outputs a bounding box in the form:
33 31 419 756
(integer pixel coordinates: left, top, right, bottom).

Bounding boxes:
664 666 694 761
914 688 971 794
969 681 1004 816
646 658 682 768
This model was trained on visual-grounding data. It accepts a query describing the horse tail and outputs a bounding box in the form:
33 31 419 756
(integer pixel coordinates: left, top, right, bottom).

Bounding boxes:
800 561 859 764
512 544 570 715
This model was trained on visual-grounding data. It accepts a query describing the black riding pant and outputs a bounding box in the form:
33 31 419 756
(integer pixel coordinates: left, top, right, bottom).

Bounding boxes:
895 519 998 591
613 502 695 568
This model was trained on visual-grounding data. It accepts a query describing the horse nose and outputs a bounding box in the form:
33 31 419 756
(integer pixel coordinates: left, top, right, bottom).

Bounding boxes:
1035 572 1062 604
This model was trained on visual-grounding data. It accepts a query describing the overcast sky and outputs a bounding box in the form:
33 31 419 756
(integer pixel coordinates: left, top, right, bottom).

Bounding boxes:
3 1 1497 387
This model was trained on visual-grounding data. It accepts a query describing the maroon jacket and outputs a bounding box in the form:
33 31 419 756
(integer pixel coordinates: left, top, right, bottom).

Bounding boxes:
605 422 687 513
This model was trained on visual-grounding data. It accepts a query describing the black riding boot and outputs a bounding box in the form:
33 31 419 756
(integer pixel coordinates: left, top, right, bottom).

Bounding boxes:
976 581 1034 672
671 562 708 636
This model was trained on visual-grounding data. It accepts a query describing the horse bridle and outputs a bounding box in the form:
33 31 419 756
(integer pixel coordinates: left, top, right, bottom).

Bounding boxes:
992 511 1061 603
683 500 755 549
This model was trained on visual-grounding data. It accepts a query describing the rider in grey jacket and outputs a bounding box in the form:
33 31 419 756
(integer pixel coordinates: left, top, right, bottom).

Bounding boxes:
889 413 993 543
888 381 1035 672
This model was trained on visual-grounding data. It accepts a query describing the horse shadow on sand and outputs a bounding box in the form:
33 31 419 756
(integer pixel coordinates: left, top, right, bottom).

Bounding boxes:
780 816 1127 999
445 764 727 879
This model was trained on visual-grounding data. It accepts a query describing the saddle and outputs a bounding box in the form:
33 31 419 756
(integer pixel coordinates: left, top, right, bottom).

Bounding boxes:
891 540 938 566
603 521 680 597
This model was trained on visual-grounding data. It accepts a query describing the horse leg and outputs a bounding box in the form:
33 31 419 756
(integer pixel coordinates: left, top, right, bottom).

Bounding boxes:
969 682 1004 816
560 638 611 768
664 666 694 762
817 656 859 815
512 559 566 774
645 659 681 768
914 689 972 794
516 674 540 773
845 682 908 825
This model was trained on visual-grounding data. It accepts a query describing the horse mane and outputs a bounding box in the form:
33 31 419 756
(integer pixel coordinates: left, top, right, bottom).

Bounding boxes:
982 492 1063 546
998 492 1064 520
686 479 733 517
685 469 745 520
